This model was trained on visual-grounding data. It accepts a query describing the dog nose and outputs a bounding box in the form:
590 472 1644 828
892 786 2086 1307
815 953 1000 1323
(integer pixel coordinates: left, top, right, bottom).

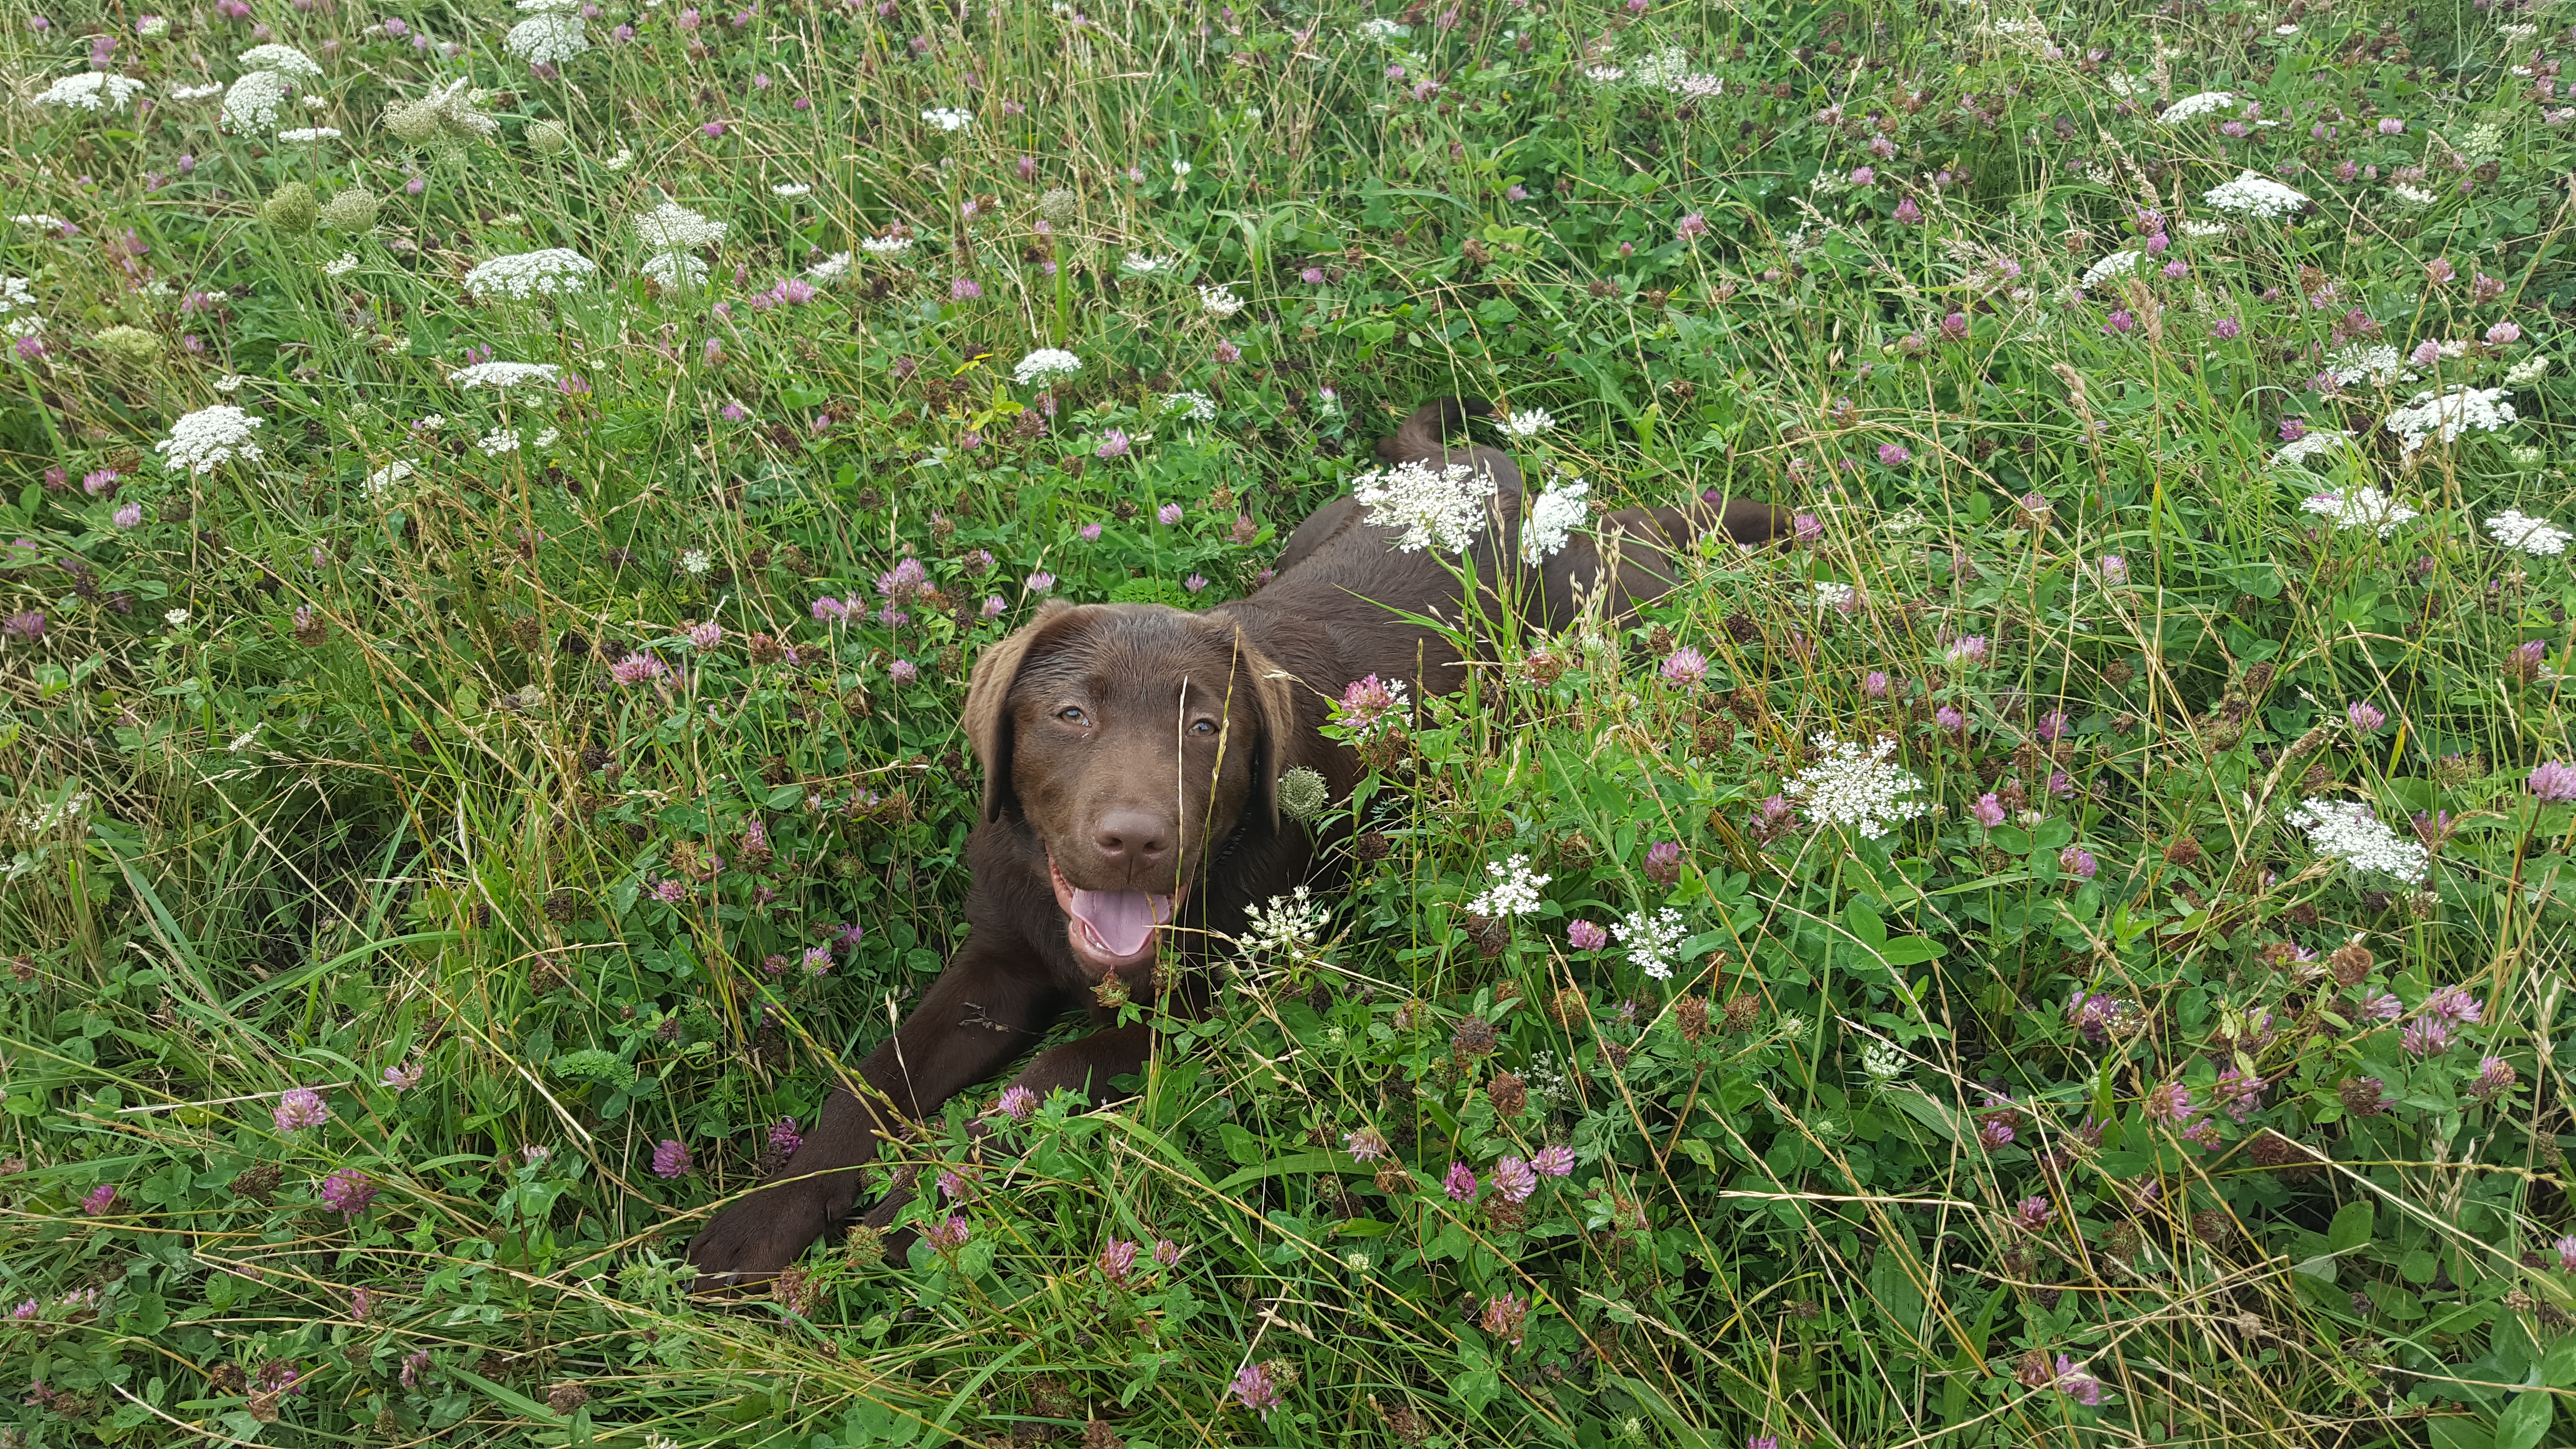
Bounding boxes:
1092 809 1173 869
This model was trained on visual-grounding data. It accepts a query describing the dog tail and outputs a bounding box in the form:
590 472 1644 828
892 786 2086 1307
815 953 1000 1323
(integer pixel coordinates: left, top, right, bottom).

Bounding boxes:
1373 397 1495 463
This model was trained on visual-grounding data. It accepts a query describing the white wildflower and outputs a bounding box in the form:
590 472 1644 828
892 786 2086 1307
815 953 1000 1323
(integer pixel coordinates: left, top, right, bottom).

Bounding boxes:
463 248 598 299
2328 343 2407 387
531 428 560 448
2505 355 2553 386
633 201 724 252
414 414 445 429
2383 385 2515 454
2485 510 2572 556
1171 159 1193 178
171 82 223 101
517 0 583 10
1520 477 1589 563
771 182 811 197
2157 91 2237 124
679 548 711 574
165 609 189 627
1013 348 1082 387
504 13 589 65
1161 390 1217 423
2274 21 2299 34
237 43 322 77
1465 854 1551 918
921 106 973 132
2080 249 2142 288
1860 1039 1907 1083
2285 797 2430 885
1121 251 1179 275
221 69 291 132
1357 17 1408 40
1812 581 1856 611
322 252 359 277
1198 284 1245 317
478 427 522 456
2178 218 2226 238
0 278 33 317
1243 886 1329 959
2301 487 2419 537
1351 458 1497 555
2503 21 2540 39
639 251 708 288
2202 171 2307 218
2272 430 2353 467
2392 183 2438 207
1499 407 1553 437
1583 64 1628 83
1781 734 1932 839
858 233 912 257
304 94 329 110
449 360 562 389
806 252 852 281
212 374 246 392
2512 445 2545 467
155 405 266 475
33 73 146 112
602 147 633 171
1613 907 1690 981
277 126 342 143
2104 72 2149 97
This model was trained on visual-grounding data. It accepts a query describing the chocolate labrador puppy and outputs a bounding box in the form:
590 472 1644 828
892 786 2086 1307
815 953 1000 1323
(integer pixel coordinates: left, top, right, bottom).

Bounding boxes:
683 399 1787 1287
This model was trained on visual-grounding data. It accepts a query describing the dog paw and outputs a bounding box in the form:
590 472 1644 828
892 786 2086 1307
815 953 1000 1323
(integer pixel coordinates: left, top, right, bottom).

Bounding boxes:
684 1182 833 1294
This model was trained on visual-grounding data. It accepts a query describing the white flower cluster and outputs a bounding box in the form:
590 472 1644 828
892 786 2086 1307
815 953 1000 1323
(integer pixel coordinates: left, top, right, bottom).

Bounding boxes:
1161 390 1216 423
1013 348 1082 386
2506 355 2553 386
450 360 561 389
2080 249 2142 289
0 277 37 335
463 248 598 300
2272 429 2353 468
322 253 359 276
1859 1039 1907 1083
2383 386 2515 454
2285 797 2430 885
1243 886 1329 960
1812 581 1856 611
2178 218 2227 238
921 106 973 131
365 460 418 498
1781 734 1931 839
1465 854 1551 918
2486 510 2572 556
1520 478 1588 563
1614 907 1689 980
1199 284 1245 318
806 252 852 281
2327 343 2407 388
640 251 708 287
2203 171 2307 218
239 43 322 78
1352 459 1496 555
222 68 291 132
156 405 265 475
34 73 147 112
2302 487 2418 537
1357 16 1408 40
504 13 589 65
859 234 912 257
479 427 521 456
1121 252 1179 275
1499 407 1553 437
634 200 724 253
772 182 811 197
276 126 341 142
171 82 223 101
2157 91 2238 124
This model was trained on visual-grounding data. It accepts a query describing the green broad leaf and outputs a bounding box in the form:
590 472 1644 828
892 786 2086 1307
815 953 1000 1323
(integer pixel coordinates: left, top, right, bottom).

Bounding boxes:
2328 1200 2375 1254
1215 1123 1265 1167
2541 1334 2576 1388
1209 1150 1362 1194
765 783 806 808
1879 938 1944 966
450 1366 564 1423
2494 1388 2553 1449
1842 899 1888 948
1989 824 2031 854
2030 818 2075 853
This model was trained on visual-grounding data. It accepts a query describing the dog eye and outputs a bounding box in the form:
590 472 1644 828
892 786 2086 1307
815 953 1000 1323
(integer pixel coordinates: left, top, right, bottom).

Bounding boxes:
1190 719 1217 736
1058 707 1089 725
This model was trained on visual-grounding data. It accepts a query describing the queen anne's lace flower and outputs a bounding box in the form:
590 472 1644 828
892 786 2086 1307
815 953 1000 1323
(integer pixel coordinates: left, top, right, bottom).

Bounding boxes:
1781 734 1932 838
221 69 291 132
859 234 912 257
1120 252 1179 275
504 13 588 65
806 252 852 281
640 251 708 287
2302 487 2418 537
1352 459 1497 555
634 201 724 252
34 73 146 111
2203 171 2307 217
1161 390 1217 423
1012 348 1082 387
921 106 973 131
1499 407 1553 437
171 82 223 101
1198 284 1245 317
2327 343 2406 388
2285 797 2431 884
237 43 322 78
275 126 340 142
156 405 265 475
2383 386 2516 454
1520 478 1588 563
449 360 562 389
1613 907 1689 980
365 460 418 498
463 248 598 299
2273 430 2353 467
2486 510 2573 556
2080 250 2141 288
2157 91 2238 124
1465 855 1551 917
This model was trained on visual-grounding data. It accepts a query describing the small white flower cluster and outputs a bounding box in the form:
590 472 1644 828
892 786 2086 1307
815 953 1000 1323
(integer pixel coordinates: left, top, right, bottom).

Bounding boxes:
450 360 562 389
634 200 724 252
1499 407 1553 437
0 277 37 337
34 73 147 112
222 69 291 133
171 82 224 101
771 182 811 197
1614 907 1689 980
1519 478 1588 564
2202 171 2307 218
859 234 912 258
1013 348 1082 386
921 106 974 132
2486 510 2572 556
806 252 852 281
479 426 522 456
276 126 341 142
1356 16 1408 40
2157 91 2238 124
2327 343 2407 388
2302 487 2418 537
2178 218 2227 238
1465 854 1551 918
1781 734 1932 839
641 252 708 288
1859 1039 1907 1084
365 459 418 498
2383 385 2516 454
1121 251 1179 275
2080 249 2142 289
1161 390 1217 423
1812 581 1857 611
2505 355 2553 386
2285 797 2431 885
322 253 359 277
463 248 598 300
1352 458 1497 555
239 42 322 78
1243 886 1330 960
1198 284 1245 318
2272 429 2353 468
504 13 589 65
156 405 265 475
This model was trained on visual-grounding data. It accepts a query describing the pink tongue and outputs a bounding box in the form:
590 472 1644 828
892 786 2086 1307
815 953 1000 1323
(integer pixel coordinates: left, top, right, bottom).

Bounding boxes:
1071 889 1159 957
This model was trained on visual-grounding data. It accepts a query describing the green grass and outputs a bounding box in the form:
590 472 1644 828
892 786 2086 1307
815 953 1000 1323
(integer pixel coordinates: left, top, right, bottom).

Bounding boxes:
2 0 2575 1445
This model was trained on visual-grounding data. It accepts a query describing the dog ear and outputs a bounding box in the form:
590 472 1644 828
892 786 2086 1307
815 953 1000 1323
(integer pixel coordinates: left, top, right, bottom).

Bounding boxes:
963 600 1073 822
1220 631 1304 832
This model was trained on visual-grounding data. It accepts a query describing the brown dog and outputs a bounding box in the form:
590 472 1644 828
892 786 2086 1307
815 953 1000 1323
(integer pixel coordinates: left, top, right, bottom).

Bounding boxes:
682 399 1787 1287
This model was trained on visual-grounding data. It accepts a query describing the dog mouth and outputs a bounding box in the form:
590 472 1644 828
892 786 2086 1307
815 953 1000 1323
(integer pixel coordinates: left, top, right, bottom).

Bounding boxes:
1047 855 1184 975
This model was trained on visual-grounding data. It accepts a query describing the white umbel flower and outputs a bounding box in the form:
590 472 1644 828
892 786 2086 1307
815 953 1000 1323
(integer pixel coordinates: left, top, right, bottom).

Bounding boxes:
2157 91 2237 124
275 126 341 142
237 43 322 78
921 106 973 131
221 69 290 132
1781 734 1932 839
1357 16 1408 40
1812 581 1856 611
2505 355 2553 386
806 252 852 281
1499 407 1553 437
2285 797 2430 884
449 360 562 389
633 201 725 252
463 248 598 299
171 82 223 101
2327 343 2406 387
1860 1039 1907 1083
322 253 359 276
156 405 265 475
1352 459 1497 555
365 459 418 497
1613 907 1689 980
2485 510 2572 556
2301 486 2418 537
771 182 812 197
34 73 146 112
1520 478 1588 563
478 426 522 456
859 234 913 257
640 251 708 287
505 13 589 64
1121 251 1179 275
2203 171 2307 217
1198 284 1245 317
1012 348 1082 386
1465 854 1551 917
2383 386 2515 454
2080 250 2142 288
2272 430 2353 467
1161 390 1217 423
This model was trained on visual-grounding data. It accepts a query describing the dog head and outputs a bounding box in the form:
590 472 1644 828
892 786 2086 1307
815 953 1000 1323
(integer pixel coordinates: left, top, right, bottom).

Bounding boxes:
964 601 1299 976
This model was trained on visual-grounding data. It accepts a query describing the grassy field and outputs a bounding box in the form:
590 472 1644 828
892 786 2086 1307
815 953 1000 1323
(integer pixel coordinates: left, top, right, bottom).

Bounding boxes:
2 0 2574 1444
